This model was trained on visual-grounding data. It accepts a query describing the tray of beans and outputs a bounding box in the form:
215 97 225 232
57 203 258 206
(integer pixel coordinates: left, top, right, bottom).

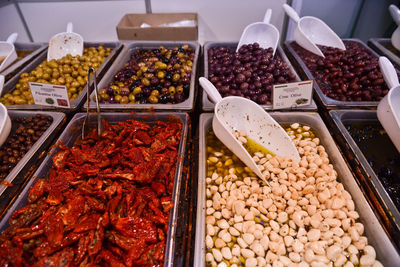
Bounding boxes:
368 38 400 69
0 112 188 266
284 39 394 110
329 110 400 247
194 112 399 267
203 42 317 112
0 111 65 214
84 41 199 111
1 42 47 84
0 42 123 112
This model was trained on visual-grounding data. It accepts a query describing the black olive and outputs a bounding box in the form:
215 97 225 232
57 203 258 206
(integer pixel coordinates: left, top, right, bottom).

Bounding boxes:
152 48 160 54
124 71 133 79
178 48 185 53
159 95 170 104
135 93 144 101
165 73 173 80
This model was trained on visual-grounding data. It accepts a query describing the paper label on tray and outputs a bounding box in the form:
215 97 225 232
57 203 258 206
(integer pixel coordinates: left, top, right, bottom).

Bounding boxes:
29 82 70 108
272 80 313 110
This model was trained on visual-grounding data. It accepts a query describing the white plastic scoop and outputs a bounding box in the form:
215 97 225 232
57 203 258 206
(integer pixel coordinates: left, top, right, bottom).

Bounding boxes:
0 74 4 96
0 103 11 147
199 77 300 183
389 5 400 51
283 4 345 58
0 33 18 72
377 57 400 153
237 9 279 55
48 22 83 61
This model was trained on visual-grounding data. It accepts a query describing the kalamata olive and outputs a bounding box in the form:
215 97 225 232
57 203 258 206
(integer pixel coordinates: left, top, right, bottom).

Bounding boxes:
291 40 396 101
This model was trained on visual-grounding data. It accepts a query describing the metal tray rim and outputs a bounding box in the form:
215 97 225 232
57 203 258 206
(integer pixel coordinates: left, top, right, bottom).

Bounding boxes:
329 109 400 227
284 38 384 108
194 112 400 266
0 111 65 197
202 41 317 111
84 41 200 111
1 42 47 84
368 38 400 68
0 112 188 267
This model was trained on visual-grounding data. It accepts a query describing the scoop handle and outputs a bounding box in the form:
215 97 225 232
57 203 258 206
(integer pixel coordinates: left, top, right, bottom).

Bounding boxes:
379 57 400 89
389 5 400 26
263 9 272 24
6 33 18 44
66 22 73 33
0 75 4 96
199 77 222 104
283 4 300 23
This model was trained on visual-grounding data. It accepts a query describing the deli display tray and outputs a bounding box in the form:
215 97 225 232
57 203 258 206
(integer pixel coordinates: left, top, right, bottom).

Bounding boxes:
0 111 65 217
368 38 400 69
85 41 200 112
0 112 188 267
1 42 123 112
1 42 47 84
194 112 400 266
329 110 400 246
284 39 384 110
202 42 317 112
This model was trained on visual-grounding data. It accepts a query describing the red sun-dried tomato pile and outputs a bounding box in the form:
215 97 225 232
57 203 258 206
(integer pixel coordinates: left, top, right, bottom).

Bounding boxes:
0 119 182 267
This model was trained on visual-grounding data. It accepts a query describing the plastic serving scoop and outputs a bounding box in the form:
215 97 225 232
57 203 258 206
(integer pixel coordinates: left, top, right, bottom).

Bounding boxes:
283 4 345 58
377 57 400 153
0 103 11 147
389 5 400 51
0 33 18 72
0 74 4 96
48 22 83 61
199 77 300 183
237 9 279 55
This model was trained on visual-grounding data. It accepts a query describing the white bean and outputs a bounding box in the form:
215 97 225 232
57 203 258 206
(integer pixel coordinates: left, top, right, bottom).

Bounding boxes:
206 235 213 249
250 242 265 257
307 229 321 242
215 238 226 248
241 248 255 258
360 254 375 266
206 252 214 262
212 248 223 262
221 247 232 260
326 244 341 261
245 257 257 267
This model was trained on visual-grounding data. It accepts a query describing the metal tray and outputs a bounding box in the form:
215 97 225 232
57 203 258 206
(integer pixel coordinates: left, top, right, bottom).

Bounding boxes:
1 42 47 83
1 42 123 112
368 38 400 69
284 39 383 110
0 112 188 267
202 42 317 112
0 111 65 197
85 41 200 111
329 110 400 241
194 112 400 266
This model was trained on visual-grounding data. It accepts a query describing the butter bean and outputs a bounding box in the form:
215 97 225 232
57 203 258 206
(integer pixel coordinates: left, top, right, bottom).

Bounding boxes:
243 233 255 245
215 238 226 248
241 248 255 258
221 247 232 260
245 257 257 267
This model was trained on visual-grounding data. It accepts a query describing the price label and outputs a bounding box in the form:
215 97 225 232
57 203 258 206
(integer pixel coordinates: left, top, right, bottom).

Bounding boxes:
272 80 313 110
29 82 70 108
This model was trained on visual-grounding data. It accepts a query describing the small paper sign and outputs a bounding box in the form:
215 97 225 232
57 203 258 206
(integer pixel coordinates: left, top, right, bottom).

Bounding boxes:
272 80 313 110
29 82 70 108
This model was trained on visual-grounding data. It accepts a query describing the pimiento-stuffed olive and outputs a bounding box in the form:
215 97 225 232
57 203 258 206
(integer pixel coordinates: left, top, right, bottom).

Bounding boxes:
0 46 111 106
99 45 194 104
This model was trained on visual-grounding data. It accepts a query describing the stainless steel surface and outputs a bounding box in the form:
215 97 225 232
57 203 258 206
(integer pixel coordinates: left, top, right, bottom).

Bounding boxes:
85 41 200 111
329 109 400 234
1 42 123 112
202 42 317 112
0 112 188 267
0 111 65 197
368 38 400 69
195 112 400 266
285 39 383 109
0 42 46 83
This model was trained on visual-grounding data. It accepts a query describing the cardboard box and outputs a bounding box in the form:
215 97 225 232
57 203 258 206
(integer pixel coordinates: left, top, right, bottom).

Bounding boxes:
117 13 198 41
